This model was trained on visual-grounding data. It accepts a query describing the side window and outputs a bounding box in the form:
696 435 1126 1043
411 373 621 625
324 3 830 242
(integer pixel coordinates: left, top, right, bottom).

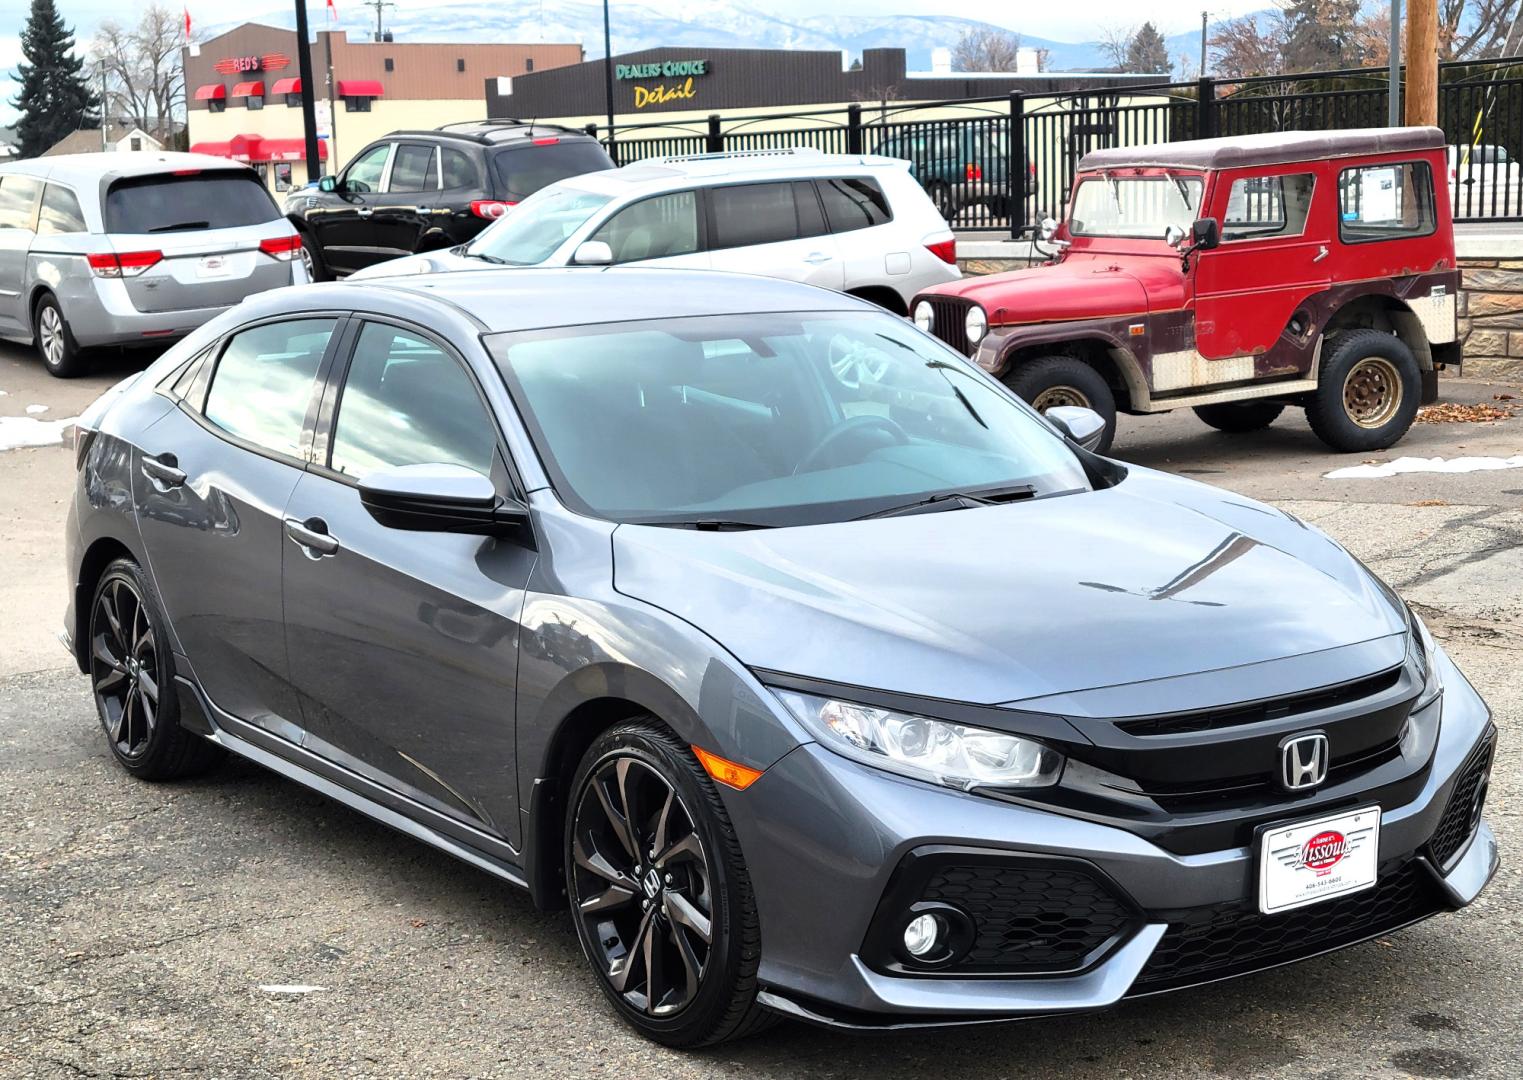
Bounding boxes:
343 144 392 193
793 181 826 238
442 148 480 190
330 323 497 478
591 191 699 263
387 143 437 194
1338 161 1436 243
709 182 798 249
37 183 87 235
168 348 215 409
1221 172 1315 241
817 178 892 233
203 319 337 457
0 175 42 230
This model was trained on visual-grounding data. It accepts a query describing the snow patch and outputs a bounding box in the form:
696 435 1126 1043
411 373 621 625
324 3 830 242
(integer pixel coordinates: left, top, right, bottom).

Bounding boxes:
25 403 47 414
1325 455 1523 479
0 414 77 450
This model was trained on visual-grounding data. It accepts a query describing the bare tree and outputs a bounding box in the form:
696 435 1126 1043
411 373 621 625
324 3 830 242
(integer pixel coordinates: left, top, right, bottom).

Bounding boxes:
1098 25 1135 71
1209 12 1289 79
952 27 1023 72
92 3 189 144
1440 0 1523 59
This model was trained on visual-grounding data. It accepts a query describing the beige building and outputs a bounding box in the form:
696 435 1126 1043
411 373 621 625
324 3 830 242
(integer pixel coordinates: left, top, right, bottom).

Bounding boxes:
42 124 165 157
184 23 582 191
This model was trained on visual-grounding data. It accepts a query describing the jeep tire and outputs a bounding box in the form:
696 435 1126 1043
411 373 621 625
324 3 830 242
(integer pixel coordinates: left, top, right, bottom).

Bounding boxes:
1005 356 1118 454
1306 330 1421 452
1193 401 1285 433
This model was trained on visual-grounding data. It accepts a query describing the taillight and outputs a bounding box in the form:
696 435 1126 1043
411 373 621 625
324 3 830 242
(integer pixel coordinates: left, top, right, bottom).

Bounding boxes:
926 238 956 264
259 234 303 261
87 250 163 278
470 200 516 220
965 163 982 182
531 136 560 146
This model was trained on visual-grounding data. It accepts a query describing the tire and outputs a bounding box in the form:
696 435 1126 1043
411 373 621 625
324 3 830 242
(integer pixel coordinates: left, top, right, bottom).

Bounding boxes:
1305 330 1421 452
34 293 87 378
1192 401 1285 433
1005 355 1119 453
565 719 774 1048
87 558 224 781
299 232 329 282
926 180 957 222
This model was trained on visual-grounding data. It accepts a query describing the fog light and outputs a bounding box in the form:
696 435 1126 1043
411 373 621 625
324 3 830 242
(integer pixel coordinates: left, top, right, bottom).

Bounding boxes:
902 912 945 957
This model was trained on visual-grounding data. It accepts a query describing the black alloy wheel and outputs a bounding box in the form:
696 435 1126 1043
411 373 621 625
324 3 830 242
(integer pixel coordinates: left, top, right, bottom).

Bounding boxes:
88 559 223 779
565 720 773 1046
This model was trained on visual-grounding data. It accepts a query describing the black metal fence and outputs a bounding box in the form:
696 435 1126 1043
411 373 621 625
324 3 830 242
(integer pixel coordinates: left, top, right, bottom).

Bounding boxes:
585 57 1523 234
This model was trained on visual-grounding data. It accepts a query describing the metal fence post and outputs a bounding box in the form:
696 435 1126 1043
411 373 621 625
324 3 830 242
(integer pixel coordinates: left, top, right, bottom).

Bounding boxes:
847 104 863 155
706 114 723 153
1197 76 1217 139
1009 92 1026 239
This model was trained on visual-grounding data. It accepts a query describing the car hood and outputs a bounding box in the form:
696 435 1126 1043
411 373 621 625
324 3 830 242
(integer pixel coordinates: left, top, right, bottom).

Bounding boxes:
923 254 1186 326
611 468 1406 706
346 249 481 280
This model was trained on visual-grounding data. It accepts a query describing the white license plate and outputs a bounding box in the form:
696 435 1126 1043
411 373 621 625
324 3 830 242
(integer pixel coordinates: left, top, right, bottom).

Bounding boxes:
197 255 232 279
1258 805 1381 915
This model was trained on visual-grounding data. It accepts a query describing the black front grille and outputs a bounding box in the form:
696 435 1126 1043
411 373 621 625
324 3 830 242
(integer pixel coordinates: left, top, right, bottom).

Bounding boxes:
1116 667 1404 737
923 864 1135 972
1131 861 1446 994
925 297 972 355
1428 729 1496 870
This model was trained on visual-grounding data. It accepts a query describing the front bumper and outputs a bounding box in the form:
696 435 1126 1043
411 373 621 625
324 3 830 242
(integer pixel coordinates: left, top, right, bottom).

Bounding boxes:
732 647 1497 1028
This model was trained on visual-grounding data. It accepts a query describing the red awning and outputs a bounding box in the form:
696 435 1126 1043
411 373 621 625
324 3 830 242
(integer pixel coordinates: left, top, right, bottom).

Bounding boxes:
193 84 226 101
270 76 302 95
227 133 263 160
189 140 231 156
231 80 265 98
256 137 328 163
337 79 384 98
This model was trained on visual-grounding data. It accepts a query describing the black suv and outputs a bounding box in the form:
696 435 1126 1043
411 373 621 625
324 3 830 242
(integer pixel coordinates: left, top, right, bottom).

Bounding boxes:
285 120 615 279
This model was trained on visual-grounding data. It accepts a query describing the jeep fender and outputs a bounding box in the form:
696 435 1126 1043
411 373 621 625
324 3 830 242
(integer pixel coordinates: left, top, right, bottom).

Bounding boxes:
988 322 1149 413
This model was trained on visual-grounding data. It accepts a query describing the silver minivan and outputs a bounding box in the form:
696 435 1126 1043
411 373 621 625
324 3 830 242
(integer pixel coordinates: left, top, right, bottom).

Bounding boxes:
0 152 307 377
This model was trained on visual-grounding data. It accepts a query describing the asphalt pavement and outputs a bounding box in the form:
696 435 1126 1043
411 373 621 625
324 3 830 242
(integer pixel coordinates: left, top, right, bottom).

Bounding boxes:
1 341 1520 1079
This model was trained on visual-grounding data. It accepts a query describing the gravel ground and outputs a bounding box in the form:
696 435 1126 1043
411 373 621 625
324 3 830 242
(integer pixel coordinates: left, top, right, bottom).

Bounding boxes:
1 346 1520 1079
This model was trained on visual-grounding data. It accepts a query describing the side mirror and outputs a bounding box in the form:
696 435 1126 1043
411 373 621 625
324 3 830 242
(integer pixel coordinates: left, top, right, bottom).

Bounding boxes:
1164 224 1187 248
1038 216 1060 241
358 463 527 535
317 175 339 193
1044 405 1107 453
1191 217 1220 250
571 240 613 266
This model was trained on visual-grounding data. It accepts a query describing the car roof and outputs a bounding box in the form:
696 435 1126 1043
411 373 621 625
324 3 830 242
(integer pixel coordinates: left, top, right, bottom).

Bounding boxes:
1 151 255 187
386 121 599 147
557 149 909 193
305 267 868 333
1078 126 1447 172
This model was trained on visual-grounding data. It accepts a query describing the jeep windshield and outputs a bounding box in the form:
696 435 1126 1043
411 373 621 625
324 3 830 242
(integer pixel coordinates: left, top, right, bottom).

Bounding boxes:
1069 172 1204 239
489 310 1093 527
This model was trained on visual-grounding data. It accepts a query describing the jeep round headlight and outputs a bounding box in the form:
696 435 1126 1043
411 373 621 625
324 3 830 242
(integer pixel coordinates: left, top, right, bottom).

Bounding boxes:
913 301 934 333
772 689 1064 791
965 305 988 345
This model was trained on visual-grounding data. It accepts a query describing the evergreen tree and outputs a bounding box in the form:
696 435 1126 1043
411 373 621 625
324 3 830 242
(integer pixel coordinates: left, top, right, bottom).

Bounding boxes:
1282 0 1361 73
1124 22 1172 75
11 0 98 158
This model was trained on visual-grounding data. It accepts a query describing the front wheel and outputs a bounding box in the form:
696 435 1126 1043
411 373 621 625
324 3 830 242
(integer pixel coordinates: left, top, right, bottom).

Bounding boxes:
565 720 773 1047
1305 330 1421 452
1004 355 1118 453
299 232 329 282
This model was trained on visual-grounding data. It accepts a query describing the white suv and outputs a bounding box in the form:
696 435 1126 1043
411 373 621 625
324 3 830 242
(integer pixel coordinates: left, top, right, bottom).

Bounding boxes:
349 148 960 311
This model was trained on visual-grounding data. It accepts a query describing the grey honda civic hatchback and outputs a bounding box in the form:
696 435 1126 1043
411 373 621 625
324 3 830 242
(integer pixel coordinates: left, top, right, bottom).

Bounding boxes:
64 268 1497 1046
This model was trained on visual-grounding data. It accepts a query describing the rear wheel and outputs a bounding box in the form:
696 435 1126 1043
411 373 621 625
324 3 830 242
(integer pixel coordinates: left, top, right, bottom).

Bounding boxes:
1005 355 1118 453
1305 330 1421 452
1192 401 1285 433
34 293 87 378
926 181 957 222
88 558 223 780
299 232 329 282
565 720 773 1047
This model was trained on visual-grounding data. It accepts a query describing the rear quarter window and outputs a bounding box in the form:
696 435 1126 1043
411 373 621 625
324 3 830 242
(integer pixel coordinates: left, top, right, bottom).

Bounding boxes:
105 171 280 234
491 140 615 200
817 178 893 233
1338 161 1436 244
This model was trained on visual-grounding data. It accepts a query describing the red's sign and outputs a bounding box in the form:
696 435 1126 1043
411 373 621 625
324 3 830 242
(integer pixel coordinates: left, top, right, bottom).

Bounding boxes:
213 53 290 75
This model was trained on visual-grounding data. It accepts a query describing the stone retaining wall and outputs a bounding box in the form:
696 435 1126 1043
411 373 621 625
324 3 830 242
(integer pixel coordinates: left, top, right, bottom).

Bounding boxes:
1458 258 1523 379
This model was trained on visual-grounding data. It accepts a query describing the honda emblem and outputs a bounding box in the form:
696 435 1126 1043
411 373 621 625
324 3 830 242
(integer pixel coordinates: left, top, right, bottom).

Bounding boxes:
1280 732 1329 791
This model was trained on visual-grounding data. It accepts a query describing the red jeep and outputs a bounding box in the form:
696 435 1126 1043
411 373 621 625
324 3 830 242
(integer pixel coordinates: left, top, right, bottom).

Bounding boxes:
913 127 1460 453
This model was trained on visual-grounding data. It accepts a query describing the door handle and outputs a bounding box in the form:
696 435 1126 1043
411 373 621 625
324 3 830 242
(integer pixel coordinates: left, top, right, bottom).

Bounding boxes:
141 453 186 489
357 207 374 218
284 516 340 557
1312 245 1329 263
803 252 832 265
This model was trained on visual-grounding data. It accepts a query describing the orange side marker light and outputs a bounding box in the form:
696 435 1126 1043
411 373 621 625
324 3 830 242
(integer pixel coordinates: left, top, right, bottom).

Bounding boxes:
692 745 764 791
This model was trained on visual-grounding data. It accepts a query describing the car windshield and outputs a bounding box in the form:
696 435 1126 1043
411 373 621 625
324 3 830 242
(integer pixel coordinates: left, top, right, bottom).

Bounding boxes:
465 186 612 265
489 311 1093 527
1069 173 1203 239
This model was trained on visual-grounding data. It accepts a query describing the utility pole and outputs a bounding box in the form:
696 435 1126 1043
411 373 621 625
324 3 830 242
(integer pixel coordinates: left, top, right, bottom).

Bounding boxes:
602 0 615 153
1404 0 1437 127
1387 0 1402 126
1199 11 1208 80
100 63 108 150
293 0 322 183
364 0 396 43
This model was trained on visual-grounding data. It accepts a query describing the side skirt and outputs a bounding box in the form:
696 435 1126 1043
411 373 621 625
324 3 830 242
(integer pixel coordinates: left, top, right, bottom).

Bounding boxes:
1138 377 1319 414
177 675 531 892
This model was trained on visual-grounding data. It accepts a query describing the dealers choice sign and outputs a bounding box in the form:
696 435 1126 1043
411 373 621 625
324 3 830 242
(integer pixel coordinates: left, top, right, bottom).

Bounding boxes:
615 59 711 109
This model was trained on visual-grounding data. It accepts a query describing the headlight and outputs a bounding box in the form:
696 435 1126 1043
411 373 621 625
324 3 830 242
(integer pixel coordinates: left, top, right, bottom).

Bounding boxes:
773 689 1064 791
913 301 934 333
1408 605 1444 711
964 305 988 345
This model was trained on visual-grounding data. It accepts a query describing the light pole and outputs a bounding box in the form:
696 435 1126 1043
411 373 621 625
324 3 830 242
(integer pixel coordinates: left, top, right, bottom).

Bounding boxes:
294 0 322 182
1387 0 1402 126
1199 11 1208 80
602 0 615 152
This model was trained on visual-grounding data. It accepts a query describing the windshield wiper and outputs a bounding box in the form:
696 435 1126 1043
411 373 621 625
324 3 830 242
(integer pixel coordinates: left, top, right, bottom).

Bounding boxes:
853 484 1038 521
460 249 506 264
147 220 209 232
648 519 777 531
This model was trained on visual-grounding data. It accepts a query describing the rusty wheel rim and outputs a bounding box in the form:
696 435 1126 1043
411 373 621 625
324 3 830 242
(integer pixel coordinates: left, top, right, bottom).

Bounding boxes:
1342 357 1402 429
1031 386 1091 411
